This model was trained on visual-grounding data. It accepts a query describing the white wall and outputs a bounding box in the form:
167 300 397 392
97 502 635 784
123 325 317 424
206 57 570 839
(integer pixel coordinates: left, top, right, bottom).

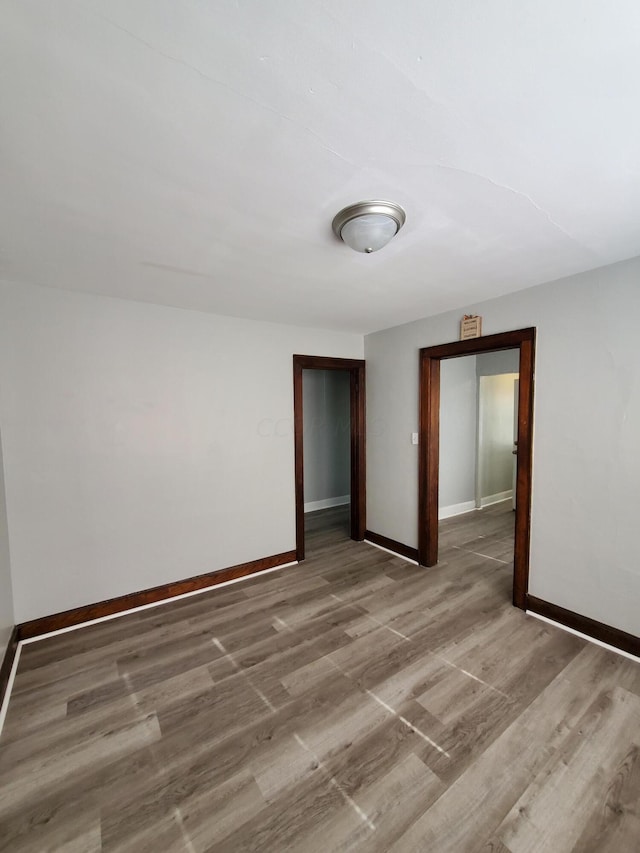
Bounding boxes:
303 370 350 510
0 428 14 654
439 355 477 513
365 255 640 637
0 281 363 623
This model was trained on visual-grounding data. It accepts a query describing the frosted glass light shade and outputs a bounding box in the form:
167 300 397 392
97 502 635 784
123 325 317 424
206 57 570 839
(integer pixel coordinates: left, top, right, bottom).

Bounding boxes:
340 214 398 253
332 200 406 254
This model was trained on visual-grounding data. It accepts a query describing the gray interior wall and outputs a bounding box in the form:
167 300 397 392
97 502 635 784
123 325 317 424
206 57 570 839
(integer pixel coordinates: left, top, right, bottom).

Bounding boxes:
476 349 520 376
439 355 477 510
0 280 363 623
477 373 518 501
365 255 640 637
303 370 350 508
0 427 14 655
476 350 520 503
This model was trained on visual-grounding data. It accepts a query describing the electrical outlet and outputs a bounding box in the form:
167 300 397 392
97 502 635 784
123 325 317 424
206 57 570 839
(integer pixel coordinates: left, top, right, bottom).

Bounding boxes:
411 432 418 445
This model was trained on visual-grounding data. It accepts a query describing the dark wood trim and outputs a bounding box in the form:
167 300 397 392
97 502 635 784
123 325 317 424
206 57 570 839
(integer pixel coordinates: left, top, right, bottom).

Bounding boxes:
293 355 366 562
418 356 441 567
513 335 535 608
17 549 297 641
365 530 419 562
420 327 535 359
350 365 366 543
293 358 305 561
527 594 640 658
0 626 19 710
292 356 366 372
418 327 536 610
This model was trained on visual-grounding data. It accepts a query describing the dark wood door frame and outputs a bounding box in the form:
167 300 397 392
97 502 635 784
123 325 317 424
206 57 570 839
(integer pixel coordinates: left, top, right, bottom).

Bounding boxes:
418 328 536 609
293 355 366 562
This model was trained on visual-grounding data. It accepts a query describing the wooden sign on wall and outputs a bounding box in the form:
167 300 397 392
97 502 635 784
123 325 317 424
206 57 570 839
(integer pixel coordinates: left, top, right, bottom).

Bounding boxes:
460 314 482 340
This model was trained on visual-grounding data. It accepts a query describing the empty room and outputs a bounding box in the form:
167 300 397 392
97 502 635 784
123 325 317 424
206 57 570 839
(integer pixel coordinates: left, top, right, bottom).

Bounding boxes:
1 2 639 851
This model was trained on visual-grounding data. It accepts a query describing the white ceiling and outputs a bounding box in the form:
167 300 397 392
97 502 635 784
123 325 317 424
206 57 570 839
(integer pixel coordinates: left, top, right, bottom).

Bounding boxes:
2 1 640 334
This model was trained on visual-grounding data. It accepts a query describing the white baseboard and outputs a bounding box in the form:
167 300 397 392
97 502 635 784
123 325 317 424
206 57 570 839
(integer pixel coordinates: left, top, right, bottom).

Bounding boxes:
304 495 350 513
0 642 21 738
480 490 513 508
438 500 476 520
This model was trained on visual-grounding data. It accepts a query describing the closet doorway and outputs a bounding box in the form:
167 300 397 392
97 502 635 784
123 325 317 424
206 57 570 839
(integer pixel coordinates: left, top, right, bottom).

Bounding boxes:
293 355 366 561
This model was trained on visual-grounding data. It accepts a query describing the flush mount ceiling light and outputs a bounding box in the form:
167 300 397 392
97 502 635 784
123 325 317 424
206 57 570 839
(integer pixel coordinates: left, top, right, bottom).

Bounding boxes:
332 200 406 254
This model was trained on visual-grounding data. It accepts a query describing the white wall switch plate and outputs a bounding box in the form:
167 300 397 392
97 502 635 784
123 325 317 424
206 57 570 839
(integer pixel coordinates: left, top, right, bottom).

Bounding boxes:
411 432 419 445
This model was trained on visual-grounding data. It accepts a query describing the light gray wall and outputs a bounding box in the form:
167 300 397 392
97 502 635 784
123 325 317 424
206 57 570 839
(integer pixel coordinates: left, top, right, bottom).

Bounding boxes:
303 370 350 508
0 427 14 655
0 280 363 623
365 255 640 637
439 355 477 510
477 373 517 501
476 349 520 376
476 350 520 504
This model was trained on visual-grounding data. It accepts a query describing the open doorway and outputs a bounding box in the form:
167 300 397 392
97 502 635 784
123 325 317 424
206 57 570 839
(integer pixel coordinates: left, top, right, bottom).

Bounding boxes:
293 355 365 561
476 363 520 513
302 368 351 553
438 350 520 581
418 328 535 609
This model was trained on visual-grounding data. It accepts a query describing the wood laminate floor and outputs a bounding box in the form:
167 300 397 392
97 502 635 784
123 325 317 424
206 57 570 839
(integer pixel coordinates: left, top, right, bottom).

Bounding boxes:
1 504 639 852
305 503 352 554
